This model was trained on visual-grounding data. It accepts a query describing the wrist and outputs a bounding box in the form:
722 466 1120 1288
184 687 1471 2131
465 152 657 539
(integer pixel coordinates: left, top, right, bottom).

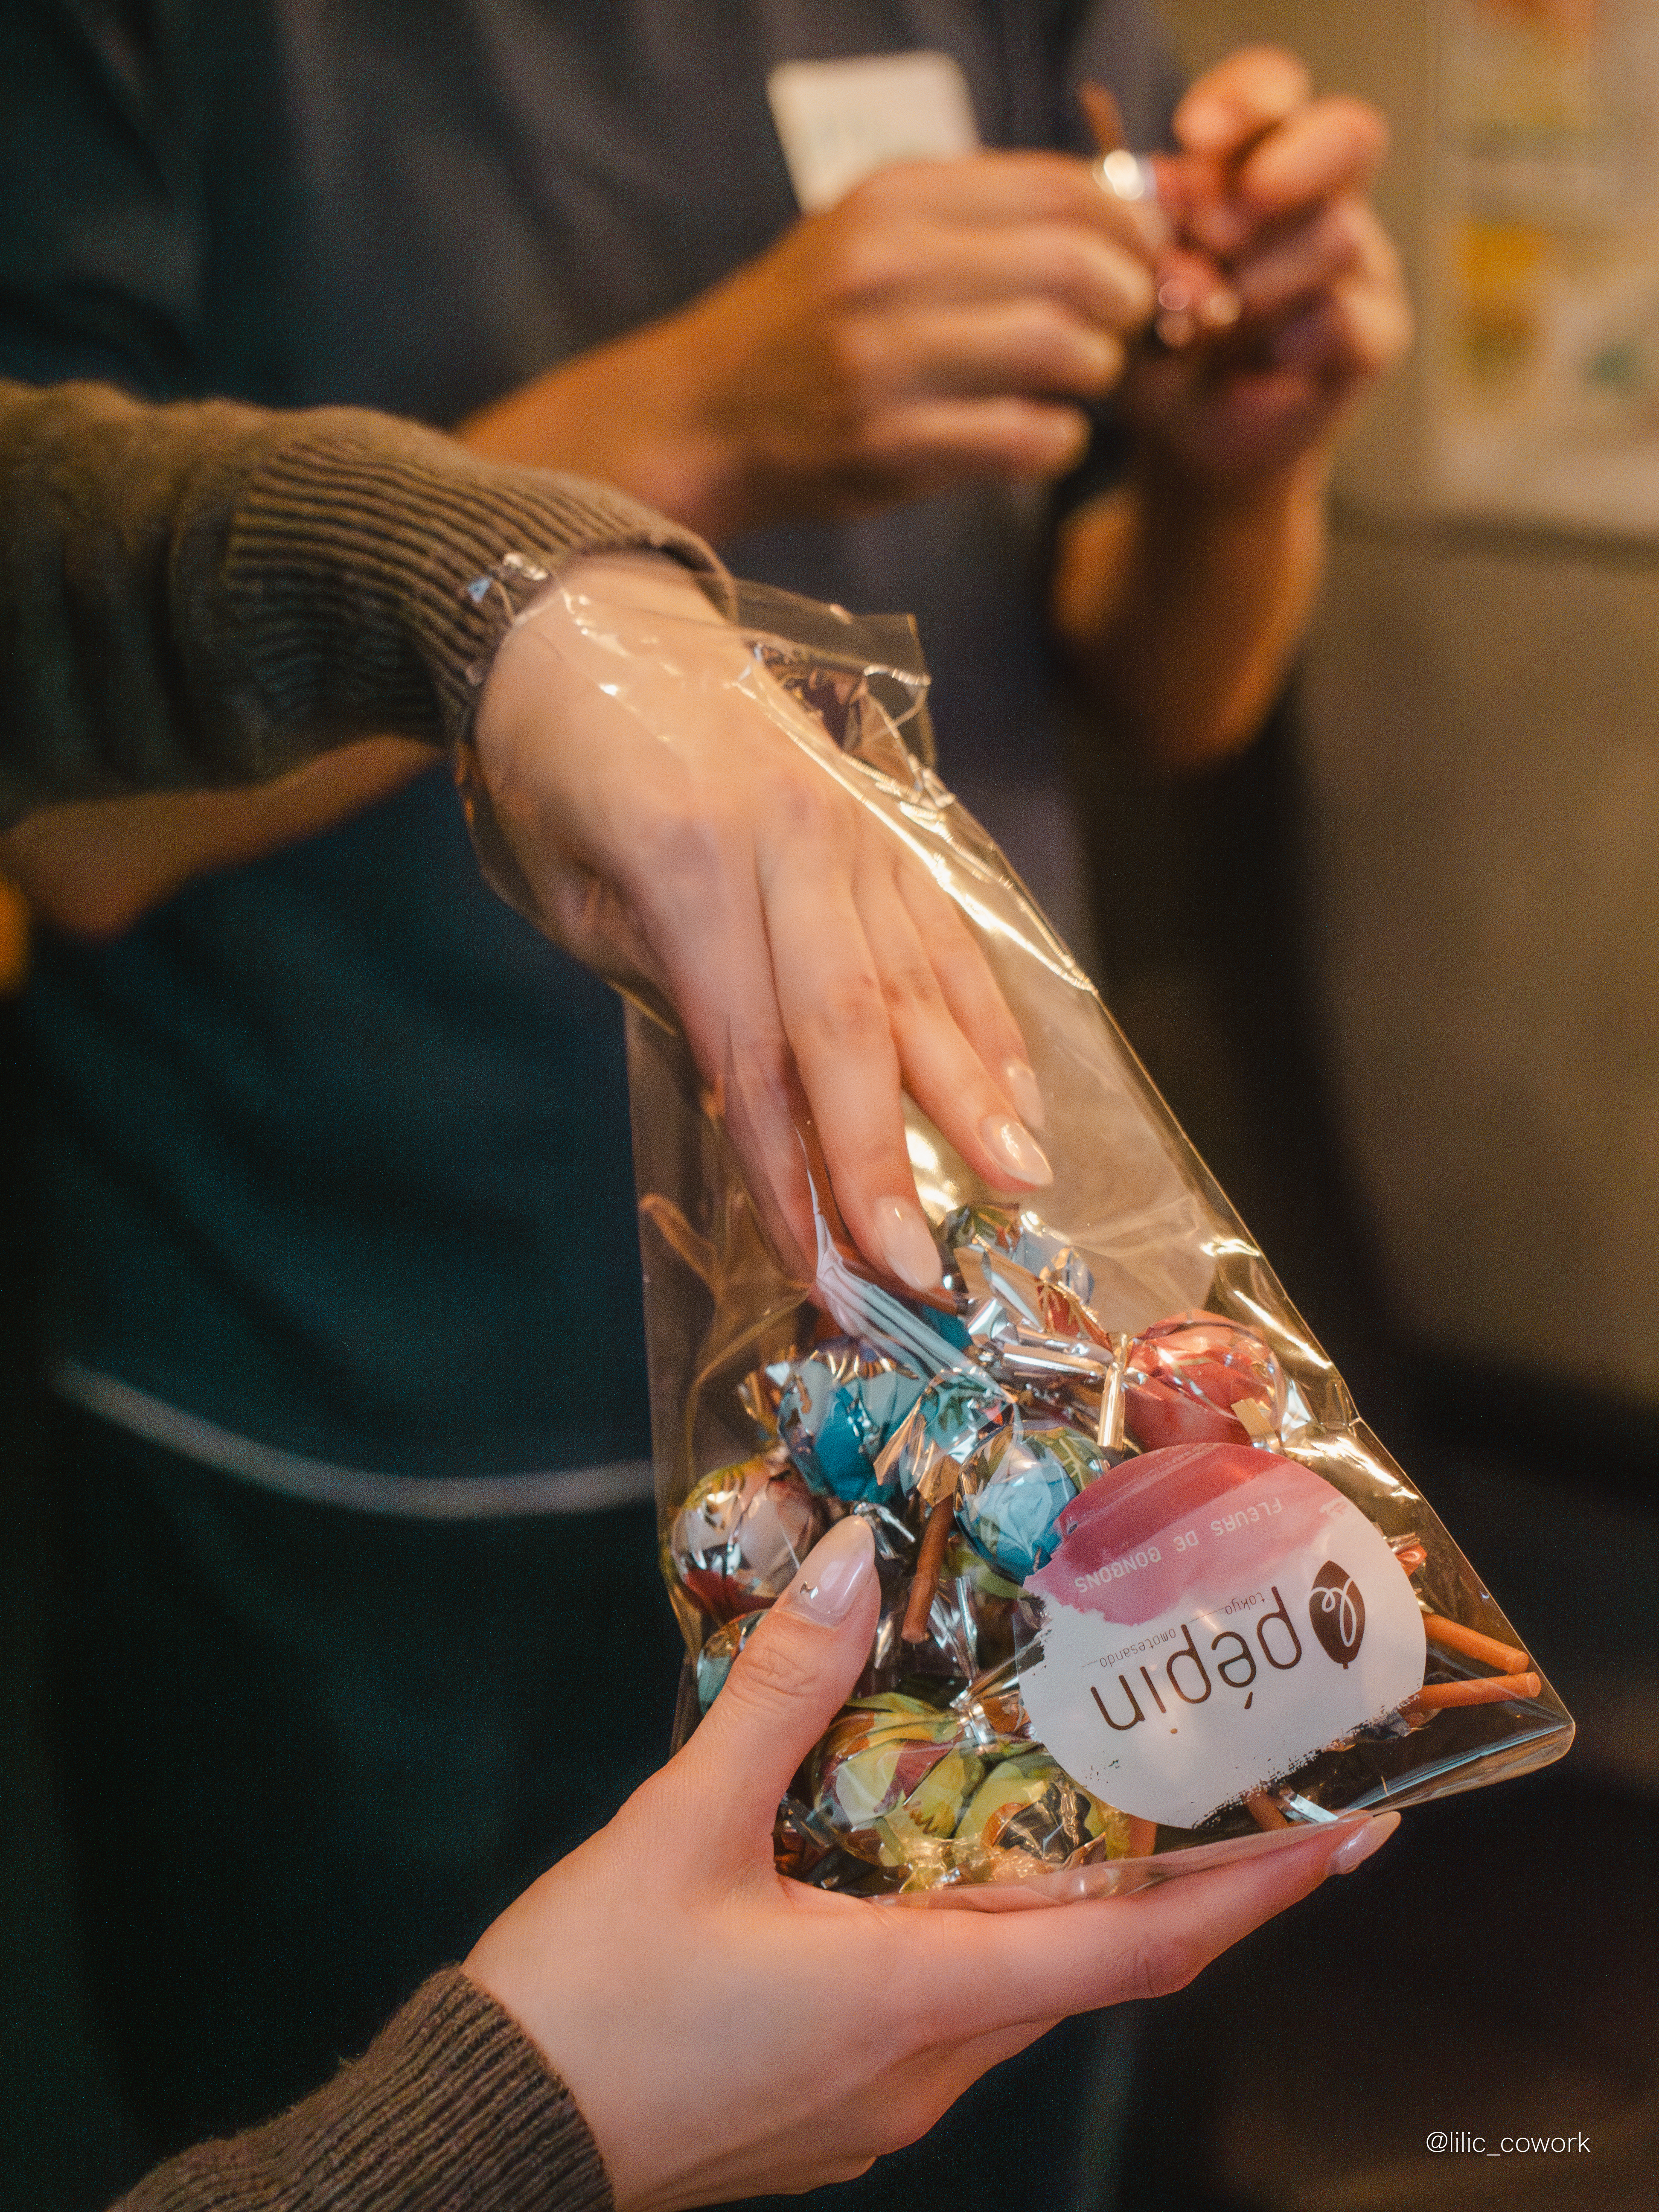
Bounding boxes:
1128 434 1332 530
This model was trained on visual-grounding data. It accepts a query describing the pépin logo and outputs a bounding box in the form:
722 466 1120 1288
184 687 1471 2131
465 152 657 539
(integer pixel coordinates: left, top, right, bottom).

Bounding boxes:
1308 1561 1365 1668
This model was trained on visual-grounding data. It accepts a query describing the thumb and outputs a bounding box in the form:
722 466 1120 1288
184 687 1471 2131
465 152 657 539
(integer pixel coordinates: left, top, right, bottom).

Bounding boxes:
679 1514 879 1858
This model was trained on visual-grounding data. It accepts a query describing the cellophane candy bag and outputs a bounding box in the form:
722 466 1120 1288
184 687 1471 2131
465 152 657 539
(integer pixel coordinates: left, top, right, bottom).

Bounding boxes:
575 574 1572 1903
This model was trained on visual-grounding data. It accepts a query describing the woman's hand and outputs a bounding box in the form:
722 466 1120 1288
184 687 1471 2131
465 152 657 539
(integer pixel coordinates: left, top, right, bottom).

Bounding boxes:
471 551 1053 1289
466 1515 1397 2212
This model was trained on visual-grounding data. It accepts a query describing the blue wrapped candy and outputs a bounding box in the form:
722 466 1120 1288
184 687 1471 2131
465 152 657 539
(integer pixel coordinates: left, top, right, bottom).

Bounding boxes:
695 1610 767 1709
776 1337 925 1502
882 1365 1013 1504
956 1422 1105 1583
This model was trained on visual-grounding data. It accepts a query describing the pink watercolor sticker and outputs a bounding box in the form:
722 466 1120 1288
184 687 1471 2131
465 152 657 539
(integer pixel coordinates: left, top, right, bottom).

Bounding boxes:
1019 1445 1427 1828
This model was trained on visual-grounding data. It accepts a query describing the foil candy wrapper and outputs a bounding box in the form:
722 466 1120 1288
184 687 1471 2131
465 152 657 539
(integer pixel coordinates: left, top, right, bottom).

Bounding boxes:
955 1420 1107 1582
666 1451 824 1623
805 1692 1007 1871
943 1222 1127 1447
773 1336 926 1500
1123 1310 1285 1450
866 1525 1022 1693
876 1365 1014 1505
941 1203 1095 1305
694 1610 768 1709
956 1747 1129 1869
803 1692 1129 1883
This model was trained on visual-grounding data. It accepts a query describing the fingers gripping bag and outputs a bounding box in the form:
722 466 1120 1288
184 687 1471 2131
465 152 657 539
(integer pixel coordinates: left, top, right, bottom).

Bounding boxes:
468 563 1573 1904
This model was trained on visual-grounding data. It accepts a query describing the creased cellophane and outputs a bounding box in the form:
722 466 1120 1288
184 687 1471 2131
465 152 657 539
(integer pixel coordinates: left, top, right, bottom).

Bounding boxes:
600 576 1575 1905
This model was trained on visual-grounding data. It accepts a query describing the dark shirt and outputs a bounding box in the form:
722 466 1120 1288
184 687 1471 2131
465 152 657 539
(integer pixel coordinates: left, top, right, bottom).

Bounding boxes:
0 0 1178 1473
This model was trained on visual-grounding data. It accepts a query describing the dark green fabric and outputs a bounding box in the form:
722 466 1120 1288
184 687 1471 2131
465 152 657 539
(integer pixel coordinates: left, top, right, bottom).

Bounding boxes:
45 1401 682 2166
1 0 1177 1471
30 766 657 1476
0 377 712 824
0 14 1173 2202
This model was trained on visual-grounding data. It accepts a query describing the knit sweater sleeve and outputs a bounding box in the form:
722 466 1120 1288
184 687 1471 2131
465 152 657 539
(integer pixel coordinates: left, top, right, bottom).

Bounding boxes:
0 377 721 827
115 1968 614 2212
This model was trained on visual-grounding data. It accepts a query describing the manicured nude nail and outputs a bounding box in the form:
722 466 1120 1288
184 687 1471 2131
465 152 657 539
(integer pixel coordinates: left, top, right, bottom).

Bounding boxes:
1002 1058 1046 1131
980 1115 1052 1189
1329 1812 1398 1875
873 1196 943 1291
789 1515 876 1626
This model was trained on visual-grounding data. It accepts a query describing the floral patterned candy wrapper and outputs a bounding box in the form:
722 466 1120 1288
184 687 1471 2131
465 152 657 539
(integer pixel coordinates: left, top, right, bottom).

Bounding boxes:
879 1365 1014 1505
775 1337 926 1501
805 1692 1025 1880
665 1451 824 1624
955 1747 1132 1878
955 1421 1105 1582
620 573 1574 1904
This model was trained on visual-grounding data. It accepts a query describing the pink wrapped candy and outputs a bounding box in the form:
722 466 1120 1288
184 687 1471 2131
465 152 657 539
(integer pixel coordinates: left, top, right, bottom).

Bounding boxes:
1123 1311 1284 1451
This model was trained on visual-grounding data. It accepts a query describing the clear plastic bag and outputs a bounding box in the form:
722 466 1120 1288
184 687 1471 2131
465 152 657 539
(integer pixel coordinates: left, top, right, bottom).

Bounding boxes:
499 568 1572 1903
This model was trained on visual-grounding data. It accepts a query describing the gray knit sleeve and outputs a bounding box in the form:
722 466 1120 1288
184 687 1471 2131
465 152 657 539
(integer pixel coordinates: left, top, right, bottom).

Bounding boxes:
115 1968 614 2212
0 378 721 826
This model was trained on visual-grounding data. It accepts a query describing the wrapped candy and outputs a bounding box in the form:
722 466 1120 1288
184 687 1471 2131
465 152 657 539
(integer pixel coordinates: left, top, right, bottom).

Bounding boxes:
774 1336 926 1501
694 1610 768 1709
867 1526 1022 1694
666 1451 822 1623
806 1692 998 1869
955 1420 1106 1582
955 1748 1131 1873
1123 1310 1285 1450
952 1240 1109 1359
879 1365 1014 1505
940 1222 1126 1446
624 574 1571 1901
942 1203 1095 1305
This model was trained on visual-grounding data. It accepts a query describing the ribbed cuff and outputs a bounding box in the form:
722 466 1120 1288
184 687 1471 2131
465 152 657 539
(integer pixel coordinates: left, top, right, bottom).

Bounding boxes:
222 410 724 754
118 1968 614 2212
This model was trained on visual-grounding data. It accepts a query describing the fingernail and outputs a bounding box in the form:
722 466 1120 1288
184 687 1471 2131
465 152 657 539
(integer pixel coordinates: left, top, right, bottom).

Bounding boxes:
1329 1812 1399 1874
788 1515 876 1626
1002 1058 1047 1130
873 1196 943 1291
1202 286 1242 328
979 1114 1052 1189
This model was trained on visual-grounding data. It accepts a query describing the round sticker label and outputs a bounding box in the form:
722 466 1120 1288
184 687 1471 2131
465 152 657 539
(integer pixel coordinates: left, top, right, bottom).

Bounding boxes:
1018 1444 1427 1829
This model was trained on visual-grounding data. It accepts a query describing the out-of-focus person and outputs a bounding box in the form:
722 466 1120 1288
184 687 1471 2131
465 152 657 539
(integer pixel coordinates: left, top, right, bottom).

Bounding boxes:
0 6 1409 2195
0 375 1397 2212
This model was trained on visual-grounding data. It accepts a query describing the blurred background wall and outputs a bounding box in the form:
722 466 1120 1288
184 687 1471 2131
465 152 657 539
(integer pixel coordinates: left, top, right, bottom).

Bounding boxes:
1166 0 1659 1415
1110 13 1659 2205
